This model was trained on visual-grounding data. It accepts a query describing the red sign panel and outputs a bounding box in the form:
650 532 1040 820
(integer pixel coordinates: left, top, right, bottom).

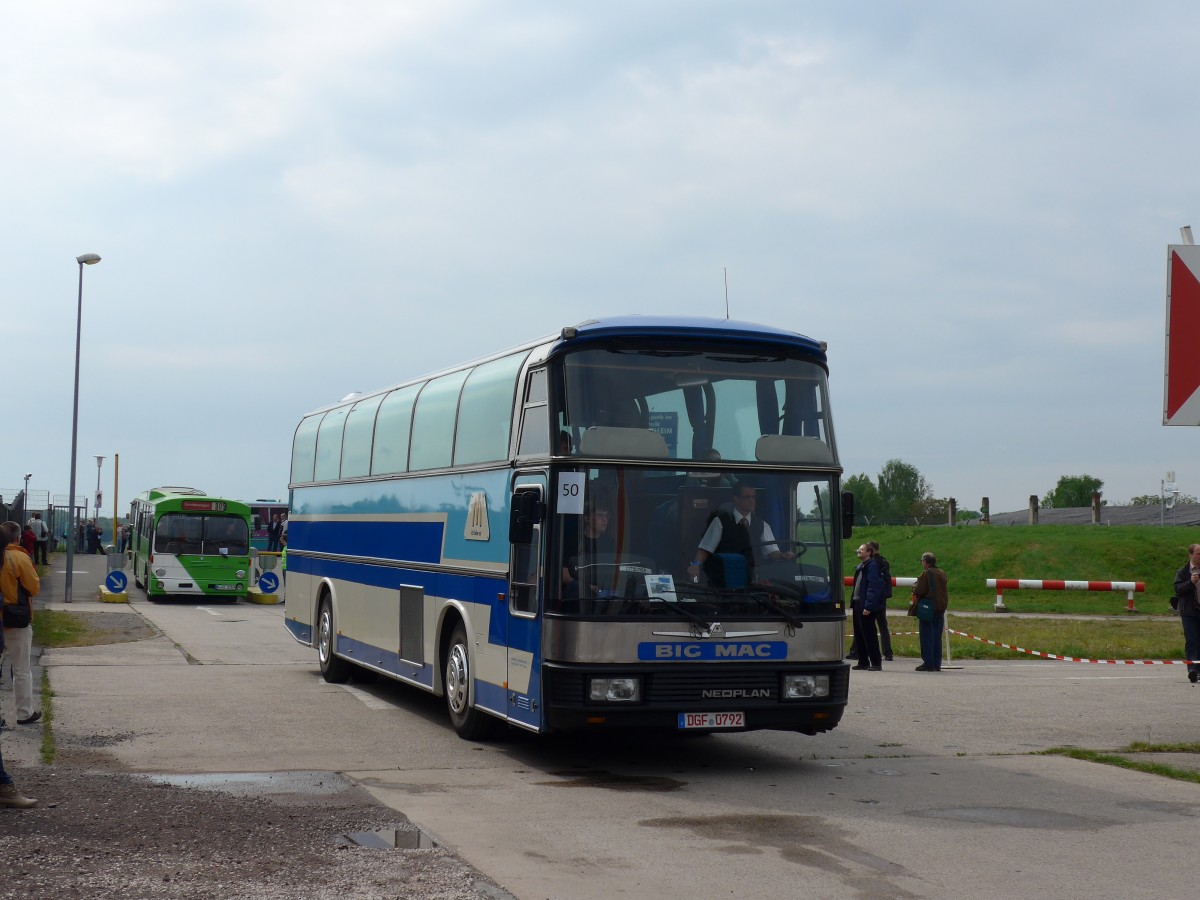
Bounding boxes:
1164 245 1200 425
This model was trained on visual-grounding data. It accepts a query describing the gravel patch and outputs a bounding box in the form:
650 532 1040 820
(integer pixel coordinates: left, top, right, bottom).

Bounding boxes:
0 764 512 899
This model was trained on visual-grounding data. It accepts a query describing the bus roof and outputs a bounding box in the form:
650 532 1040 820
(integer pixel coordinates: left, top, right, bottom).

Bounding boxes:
554 316 826 357
302 315 827 417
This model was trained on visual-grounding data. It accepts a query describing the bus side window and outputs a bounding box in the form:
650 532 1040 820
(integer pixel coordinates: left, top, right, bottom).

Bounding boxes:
511 530 540 616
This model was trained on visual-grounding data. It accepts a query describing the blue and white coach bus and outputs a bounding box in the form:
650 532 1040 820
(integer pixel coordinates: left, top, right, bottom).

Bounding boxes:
285 316 854 739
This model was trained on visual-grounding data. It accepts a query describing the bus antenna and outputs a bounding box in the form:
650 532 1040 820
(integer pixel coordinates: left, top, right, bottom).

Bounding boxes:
724 267 730 319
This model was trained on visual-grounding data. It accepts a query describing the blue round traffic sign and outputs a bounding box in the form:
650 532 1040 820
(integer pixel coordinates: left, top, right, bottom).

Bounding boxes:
258 571 279 594
105 570 128 593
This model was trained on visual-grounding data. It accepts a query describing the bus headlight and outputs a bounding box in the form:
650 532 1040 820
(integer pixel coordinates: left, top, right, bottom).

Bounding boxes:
783 674 829 699
588 677 642 702
236 569 246 579
154 568 165 577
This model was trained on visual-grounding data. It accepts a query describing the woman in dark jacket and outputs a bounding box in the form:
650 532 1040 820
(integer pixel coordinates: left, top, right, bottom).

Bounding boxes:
1172 544 1200 683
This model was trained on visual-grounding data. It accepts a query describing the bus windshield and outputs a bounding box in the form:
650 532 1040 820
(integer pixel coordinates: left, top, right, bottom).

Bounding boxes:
154 514 249 556
551 464 837 618
559 345 833 464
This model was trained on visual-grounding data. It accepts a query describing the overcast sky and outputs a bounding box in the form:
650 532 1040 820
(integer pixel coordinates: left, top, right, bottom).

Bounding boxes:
3 2 1199 519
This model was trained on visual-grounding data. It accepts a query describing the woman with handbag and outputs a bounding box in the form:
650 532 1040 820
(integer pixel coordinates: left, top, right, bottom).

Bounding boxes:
909 552 948 672
2 521 41 725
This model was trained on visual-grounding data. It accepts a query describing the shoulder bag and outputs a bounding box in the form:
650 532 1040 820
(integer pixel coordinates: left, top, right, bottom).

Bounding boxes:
914 572 937 623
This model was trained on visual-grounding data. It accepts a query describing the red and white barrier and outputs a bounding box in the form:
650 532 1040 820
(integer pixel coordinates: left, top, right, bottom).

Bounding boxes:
985 578 1145 612
842 577 917 590
948 627 1195 665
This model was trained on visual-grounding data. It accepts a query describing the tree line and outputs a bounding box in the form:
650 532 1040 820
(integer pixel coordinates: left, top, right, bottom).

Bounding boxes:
846 466 1194 524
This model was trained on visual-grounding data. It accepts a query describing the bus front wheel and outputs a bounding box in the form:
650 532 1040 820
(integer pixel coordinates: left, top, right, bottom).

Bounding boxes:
445 624 496 740
318 598 353 684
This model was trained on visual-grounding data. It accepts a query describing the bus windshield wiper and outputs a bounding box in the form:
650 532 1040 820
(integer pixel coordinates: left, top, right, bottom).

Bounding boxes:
745 586 805 631
644 588 715 628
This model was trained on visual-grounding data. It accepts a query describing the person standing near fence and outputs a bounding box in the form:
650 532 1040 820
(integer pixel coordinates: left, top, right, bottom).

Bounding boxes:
847 540 894 661
910 552 949 672
27 513 48 566
868 541 894 661
1 521 41 725
850 543 886 671
1173 544 1200 684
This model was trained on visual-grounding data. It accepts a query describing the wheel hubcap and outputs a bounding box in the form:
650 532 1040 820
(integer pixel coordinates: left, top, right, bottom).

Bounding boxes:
447 644 468 715
319 608 332 665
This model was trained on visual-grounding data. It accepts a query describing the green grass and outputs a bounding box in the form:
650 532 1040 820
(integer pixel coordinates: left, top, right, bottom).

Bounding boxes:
844 525 1187 614
1042 743 1200 783
32 609 91 648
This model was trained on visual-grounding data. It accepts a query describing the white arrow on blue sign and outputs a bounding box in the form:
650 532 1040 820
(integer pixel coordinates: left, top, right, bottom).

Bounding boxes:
105 571 128 593
258 571 279 594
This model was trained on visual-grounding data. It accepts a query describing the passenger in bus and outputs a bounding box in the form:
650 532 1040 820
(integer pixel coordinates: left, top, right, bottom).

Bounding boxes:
686 482 794 586
218 520 246 555
562 499 614 598
558 431 574 455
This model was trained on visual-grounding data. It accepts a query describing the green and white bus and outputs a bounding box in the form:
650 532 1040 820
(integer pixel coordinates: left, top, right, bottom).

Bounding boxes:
129 487 253 601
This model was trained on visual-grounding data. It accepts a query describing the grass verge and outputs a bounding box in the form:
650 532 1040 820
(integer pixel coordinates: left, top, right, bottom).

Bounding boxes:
863 615 1185 661
1041 742 1200 784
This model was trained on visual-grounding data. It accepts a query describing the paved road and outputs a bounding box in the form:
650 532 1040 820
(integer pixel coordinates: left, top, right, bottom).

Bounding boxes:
19 553 1200 899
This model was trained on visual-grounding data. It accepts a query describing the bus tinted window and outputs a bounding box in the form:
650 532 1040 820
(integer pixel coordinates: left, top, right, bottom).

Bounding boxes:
291 414 323 484
454 352 527 466
341 394 384 479
314 405 350 481
410 370 469 471
372 384 420 475
205 516 249 555
562 347 833 463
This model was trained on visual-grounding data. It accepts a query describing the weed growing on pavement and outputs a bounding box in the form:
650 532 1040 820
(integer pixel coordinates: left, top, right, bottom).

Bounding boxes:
40 670 54 764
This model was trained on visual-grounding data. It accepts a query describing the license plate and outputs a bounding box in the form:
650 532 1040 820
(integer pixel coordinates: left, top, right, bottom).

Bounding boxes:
212 585 239 592
677 711 744 730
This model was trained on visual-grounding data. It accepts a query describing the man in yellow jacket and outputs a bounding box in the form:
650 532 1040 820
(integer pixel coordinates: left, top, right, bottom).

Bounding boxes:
0 521 39 808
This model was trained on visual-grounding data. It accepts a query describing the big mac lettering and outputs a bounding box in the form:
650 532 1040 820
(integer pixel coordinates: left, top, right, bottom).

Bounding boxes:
637 642 788 661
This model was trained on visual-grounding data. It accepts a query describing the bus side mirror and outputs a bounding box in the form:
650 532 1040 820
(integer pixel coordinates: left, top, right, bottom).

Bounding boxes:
840 491 855 539
509 492 542 544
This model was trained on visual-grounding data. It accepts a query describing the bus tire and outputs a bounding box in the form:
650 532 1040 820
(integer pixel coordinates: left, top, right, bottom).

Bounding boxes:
445 624 496 740
318 597 353 684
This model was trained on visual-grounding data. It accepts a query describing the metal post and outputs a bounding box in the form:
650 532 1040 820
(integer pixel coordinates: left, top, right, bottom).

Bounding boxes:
66 253 101 603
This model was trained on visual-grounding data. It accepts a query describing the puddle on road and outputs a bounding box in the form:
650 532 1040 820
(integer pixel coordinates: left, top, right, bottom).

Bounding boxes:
911 806 1113 829
540 769 685 792
141 771 355 796
336 827 438 850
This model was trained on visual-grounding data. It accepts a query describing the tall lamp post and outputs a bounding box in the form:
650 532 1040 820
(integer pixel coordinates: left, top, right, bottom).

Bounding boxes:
23 473 31 519
65 252 101 604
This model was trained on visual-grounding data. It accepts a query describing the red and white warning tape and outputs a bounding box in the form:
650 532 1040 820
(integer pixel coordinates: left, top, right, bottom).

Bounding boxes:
946 628 1195 665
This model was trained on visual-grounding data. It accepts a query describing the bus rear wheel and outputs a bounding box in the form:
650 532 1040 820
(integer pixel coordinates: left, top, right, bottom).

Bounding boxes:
318 597 353 683
445 624 496 740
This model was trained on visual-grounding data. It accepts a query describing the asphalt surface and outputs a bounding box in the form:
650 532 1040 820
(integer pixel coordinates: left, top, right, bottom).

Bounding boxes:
9 549 1200 899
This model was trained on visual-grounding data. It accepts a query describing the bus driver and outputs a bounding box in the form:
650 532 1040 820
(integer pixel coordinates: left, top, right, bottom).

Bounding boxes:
686 482 795 585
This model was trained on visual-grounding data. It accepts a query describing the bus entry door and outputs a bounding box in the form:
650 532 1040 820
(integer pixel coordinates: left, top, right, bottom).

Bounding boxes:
507 479 545 730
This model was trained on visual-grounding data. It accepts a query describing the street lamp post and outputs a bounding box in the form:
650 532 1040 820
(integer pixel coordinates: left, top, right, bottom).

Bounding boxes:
65 253 101 604
23 473 31 519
